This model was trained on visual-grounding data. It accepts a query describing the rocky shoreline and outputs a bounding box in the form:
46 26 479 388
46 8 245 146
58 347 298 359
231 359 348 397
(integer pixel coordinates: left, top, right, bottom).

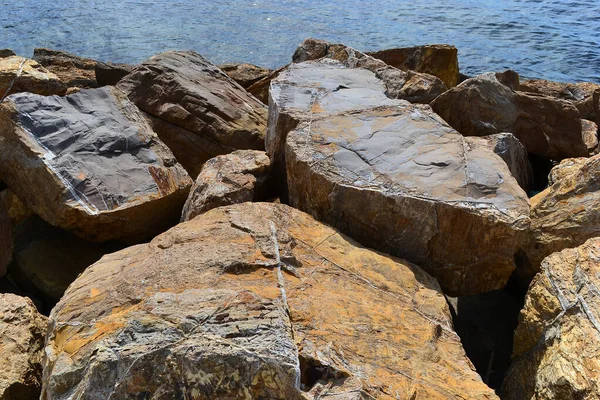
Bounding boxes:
0 39 599 399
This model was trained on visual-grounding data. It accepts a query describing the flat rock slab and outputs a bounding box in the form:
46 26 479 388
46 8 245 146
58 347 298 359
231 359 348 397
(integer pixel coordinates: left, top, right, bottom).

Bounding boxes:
270 60 530 296
0 86 192 243
0 56 66 100
42 202 496 400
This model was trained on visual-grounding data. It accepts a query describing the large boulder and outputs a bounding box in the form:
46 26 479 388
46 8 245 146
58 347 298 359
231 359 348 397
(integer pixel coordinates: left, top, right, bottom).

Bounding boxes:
94 61 134 86
33 48 97 89
269 59 530 296
0 294 47 400
547 157 587 185
246 65 287 105
0 56 66 100
42 203 497 399
431 73 589 160
181 150 272 221
503 238 600 399
219 62 272 88
117 51 267 176
0 86 192 243
368 44 460 88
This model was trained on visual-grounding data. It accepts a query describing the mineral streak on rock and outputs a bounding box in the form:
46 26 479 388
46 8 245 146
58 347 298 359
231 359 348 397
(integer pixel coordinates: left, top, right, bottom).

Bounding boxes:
0 56 66 100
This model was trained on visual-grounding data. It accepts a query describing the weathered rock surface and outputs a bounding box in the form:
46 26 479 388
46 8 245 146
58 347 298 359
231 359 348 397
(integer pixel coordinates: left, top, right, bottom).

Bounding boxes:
42 203 497 399
0 56 66 100
431 72 589 160
0 293 47 400
503 238 600 399
0 86 192 243
368 44 460 88
547 157 587 185
181 150 271 221
219 62 272 88
0 190 32 277
94 61 134 86
269 60 530 295
519 78 600 121
292 38 448 104
246 65 287 104
117 51 267 175
33 48 97 89
583 118 599 154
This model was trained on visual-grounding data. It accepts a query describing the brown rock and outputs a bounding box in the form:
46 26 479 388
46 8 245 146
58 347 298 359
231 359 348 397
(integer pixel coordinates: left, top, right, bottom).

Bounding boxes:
368 44 460 88
0 293 47 400
33 48 97 89
431 73 588 160
0 86 192 243
118 51 267 175
594 89 600 125
0 190 32 277
94 61 134 86
219 63 272 88
547 157 587 185
583 118 599 154
246 65 287 104
42 203 497 399
503 238 600 399
181 150 271 221
0 56 66 100
495 70 520 90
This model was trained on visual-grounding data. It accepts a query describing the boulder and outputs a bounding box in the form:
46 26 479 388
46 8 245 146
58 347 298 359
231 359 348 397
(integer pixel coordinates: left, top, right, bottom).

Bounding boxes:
547 157 587 185
269 60 530 296
431 73 589 160
0 86 192 243
594 89 600 126
0 190 32 277
0 49 16 58
219 62 272 88
32 48 97 89
94 61 134 86
368 44 460 88
0 293 47 400
292 38 448 104
495 70 521 91
246 65 287 104
42 203 497 399
519 78 600 121
181 150 272 221
0 56 66 100
582 119 598 154
117 51 267 175
503 238 600 399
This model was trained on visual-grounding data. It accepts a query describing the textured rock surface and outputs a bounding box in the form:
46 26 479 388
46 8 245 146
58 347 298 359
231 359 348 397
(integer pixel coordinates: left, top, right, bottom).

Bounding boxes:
0 293 47 400
181 150 271 221
0 49 16 58
0 56 66 100
269 60 530 295
431 73 588 160
503 238 600 399
0 190 32 277
582 118 599 154
219 62 272 88
547 157 587 185
33 48 97 89
292 38 448 104
118 51 267 175
0 86 192 243
368 44 460 88
94 61 133 86
42 203 497 400
246 65 287 105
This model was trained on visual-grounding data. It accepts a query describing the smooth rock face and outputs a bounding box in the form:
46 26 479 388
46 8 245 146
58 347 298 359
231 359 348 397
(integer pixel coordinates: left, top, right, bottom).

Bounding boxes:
431 73 588 160
0 294 47 400
269 60 530 296
42 203 497 400
582 118 599 154
547 157 587 185
181 150 271 221
94 61 134 86
292 38 448 104
368 44 460 88
118 51 267 175
0 56 66 100
0 86 192 243
219 63 272 88
503 238 600 399
33 48 97 89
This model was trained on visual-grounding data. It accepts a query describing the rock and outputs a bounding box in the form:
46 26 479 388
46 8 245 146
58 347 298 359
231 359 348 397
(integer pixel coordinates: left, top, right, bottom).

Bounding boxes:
519 78 600 121
495 70 520 91
32 48 97 89
219 63 272 88
468 133 533 192
503 238 600 399
0 56 66 100
118 51 267 175
368 44 460 88
269 59 530 296
0 86 192 243
292 38 448 104
0 49 16 58
94 61 134 86
246 65 287 104
594 89 600 126
42 202 497 399
431 72 588 160
583 118 599 154
181 150 272 221
0 293 47 400
0 190 32 277
547 157 587 185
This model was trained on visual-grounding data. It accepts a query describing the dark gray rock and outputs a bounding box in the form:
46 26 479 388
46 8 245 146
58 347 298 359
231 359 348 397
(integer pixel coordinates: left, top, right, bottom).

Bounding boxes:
0 49 16 58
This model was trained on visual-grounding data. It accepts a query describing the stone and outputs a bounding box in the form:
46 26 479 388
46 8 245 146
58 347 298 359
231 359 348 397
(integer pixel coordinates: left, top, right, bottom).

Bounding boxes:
94 61 134 86
117 51 267 176
42 202 497 399
292 38 448 104
594 89 600 126
246 65 287 104
0 293 47 400
503 238 600 399
0 190 32 277
368 44 460 88
269 60 530 296
181 150 272 221
0 56 66 100
219 62 272 88
547 157 587 185
0 49 16 58
582 119 598 154
495 70 520 91
33 48 97 89
0 86 192 243
519 78 600 121
431 73 588 160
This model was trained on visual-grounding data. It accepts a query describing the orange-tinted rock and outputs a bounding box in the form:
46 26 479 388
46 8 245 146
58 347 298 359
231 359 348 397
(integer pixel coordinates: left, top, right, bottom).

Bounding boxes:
547 157 587 185
219 63 272 88
0 56 66 100
33 48 97 89
246 65 287 105
583 118 599 154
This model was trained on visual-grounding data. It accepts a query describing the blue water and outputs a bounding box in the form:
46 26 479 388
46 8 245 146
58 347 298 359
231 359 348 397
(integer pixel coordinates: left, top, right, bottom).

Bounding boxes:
1 0 599 83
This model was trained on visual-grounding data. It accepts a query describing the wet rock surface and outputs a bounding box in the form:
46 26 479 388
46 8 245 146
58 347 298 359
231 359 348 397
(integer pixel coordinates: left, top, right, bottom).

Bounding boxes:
33 48 97 89
0 56 66 100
